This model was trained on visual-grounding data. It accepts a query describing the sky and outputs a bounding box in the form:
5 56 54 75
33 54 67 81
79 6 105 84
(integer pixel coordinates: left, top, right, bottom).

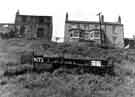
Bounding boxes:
0 0 134 40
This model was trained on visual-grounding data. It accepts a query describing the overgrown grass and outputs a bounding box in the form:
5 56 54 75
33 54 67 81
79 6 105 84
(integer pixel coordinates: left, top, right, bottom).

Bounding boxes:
0 39 135 97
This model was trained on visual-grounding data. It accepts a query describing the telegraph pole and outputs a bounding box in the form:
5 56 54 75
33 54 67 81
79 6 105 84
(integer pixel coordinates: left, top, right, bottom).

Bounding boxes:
97 12 102 46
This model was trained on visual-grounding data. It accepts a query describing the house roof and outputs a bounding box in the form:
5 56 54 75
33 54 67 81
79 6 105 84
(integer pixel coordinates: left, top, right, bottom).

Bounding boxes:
0 23 15 25
16 14 52 18
66 20 123 26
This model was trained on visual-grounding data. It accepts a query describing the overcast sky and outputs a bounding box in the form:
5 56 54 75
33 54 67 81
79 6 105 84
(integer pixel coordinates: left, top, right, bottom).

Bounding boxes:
0 0 134 39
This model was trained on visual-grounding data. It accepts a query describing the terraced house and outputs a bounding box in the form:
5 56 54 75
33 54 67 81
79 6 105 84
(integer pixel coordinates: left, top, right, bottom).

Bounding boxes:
64 13 124 48
15 11 53 40
0 11 53 40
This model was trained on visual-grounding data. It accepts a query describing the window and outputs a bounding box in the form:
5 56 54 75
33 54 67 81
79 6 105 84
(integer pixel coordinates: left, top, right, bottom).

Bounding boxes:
70 30 80 39
2 25 8 28
83 24 89 30
39 17 44 24
71 24 77 29
90 32 94 38
74 31 79 37
82 32 89 40
22 17 27 23
91 61 101 67
37 28 44 38
72 31 79 38
94 31 100 37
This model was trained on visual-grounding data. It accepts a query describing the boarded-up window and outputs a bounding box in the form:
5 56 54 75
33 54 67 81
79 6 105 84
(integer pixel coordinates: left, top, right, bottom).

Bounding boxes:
91 61 101 67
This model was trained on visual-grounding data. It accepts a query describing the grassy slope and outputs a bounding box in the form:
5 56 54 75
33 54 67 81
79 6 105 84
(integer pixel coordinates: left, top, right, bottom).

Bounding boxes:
0 39 135 97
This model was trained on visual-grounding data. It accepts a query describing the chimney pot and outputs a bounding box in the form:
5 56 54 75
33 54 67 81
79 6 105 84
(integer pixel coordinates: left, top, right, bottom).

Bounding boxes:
66 12 68 21
101 15 104 24
118 16 121 24
16 10 20 15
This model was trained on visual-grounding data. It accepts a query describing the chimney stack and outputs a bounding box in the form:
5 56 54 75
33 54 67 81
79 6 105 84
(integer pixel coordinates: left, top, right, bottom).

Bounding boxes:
65 12 68 21
118 16 121 24
101 15 104 24
16 10 20 15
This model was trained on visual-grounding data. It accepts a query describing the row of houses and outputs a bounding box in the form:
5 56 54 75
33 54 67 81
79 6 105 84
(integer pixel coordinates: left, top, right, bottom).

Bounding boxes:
64 13 124 48
0 10 127 48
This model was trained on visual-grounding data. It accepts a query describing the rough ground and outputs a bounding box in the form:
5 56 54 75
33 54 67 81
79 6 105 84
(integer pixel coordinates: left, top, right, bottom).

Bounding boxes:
0 38 135 97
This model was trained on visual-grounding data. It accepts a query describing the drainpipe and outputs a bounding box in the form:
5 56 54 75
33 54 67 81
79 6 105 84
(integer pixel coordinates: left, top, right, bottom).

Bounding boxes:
97 12 102 46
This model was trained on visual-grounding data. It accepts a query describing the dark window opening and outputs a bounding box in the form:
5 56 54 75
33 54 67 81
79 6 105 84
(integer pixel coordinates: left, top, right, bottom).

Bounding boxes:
37 28 44 38
39 17 44 24
20 25 25 35
22 17 27 23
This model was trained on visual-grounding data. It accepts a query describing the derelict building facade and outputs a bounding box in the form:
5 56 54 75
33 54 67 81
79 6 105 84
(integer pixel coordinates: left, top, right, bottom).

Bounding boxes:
64 13 124 48
15 11 53 40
